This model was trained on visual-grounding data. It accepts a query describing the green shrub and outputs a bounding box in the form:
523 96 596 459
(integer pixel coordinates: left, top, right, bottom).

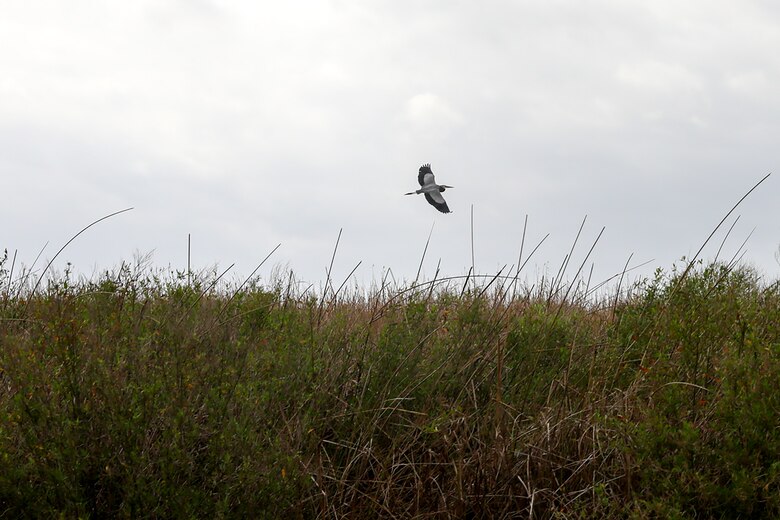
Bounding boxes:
1 261 779 517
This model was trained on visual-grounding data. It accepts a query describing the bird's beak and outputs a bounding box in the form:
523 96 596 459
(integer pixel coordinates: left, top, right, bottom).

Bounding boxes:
404 192 415 195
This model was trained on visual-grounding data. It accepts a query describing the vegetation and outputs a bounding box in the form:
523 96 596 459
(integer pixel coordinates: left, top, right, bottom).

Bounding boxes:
1 250 779 518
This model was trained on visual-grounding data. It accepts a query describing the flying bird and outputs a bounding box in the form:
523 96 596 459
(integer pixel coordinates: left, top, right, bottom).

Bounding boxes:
405 164 453 213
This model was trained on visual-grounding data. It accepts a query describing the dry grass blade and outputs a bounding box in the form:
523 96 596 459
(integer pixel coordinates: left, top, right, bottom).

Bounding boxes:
332 261 362 302
460 265 473 298
516 214 529 280
415 221 435 286
26 207 134 305
216 242 282 322
612 253 633 318
714 215 740 264
559 226 605 305
672 172 770 295
14 241 48 301
471 204 476 289
550 215 587 303
511 232 550 299
325 228 343 299
6 249 17 294
317 228 343 329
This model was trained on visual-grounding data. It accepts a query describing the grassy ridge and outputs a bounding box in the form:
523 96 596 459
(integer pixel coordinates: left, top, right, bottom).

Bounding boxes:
1 257 780 518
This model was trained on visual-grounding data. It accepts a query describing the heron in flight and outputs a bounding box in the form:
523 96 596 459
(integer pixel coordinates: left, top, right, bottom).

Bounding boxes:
405 163 453 213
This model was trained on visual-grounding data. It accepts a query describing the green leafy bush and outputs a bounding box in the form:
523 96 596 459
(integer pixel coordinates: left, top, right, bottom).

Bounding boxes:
1 260 779 518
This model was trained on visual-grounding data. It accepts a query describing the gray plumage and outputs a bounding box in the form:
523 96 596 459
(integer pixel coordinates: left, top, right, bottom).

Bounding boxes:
405 164 453 213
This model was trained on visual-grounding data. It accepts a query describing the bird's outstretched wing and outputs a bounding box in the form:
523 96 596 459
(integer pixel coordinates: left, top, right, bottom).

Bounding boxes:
418 164 435 187
425 191 451 213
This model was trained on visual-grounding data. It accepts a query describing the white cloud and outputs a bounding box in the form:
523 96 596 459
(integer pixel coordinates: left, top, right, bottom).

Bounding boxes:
616 61 703 92
725 70 772 97
401 93 465 139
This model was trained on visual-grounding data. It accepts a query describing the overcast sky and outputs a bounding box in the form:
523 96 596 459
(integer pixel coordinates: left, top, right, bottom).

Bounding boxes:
2 0 778 291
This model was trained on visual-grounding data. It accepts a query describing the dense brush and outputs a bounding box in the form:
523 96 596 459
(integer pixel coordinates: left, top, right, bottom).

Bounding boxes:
1 255 779 518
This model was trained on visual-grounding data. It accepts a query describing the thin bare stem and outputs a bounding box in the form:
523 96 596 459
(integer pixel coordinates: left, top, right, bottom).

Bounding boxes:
551 215 587 301
414 221 435 286
332 261 362 302
27 207 134 303
187 233 192 286
714 216 740 264
471 204 476 290
516 214 529 280
14 242 48 301
325 228 343 299
673 172 770 293
612 253 634 318
217 242 282 322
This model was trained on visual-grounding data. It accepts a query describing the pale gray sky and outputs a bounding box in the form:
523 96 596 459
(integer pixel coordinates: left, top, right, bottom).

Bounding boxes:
2 0 778 289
